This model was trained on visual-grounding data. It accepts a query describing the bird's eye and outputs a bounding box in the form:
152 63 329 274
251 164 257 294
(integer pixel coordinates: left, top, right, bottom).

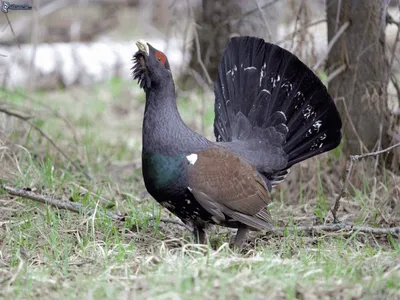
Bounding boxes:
155 51 166 65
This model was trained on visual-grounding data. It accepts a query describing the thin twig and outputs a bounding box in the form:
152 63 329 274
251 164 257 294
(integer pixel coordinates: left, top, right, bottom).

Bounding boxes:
265 223 400 236
192 24 213 85
3 184 193 230
4 185 400 238
3 185 123 221
218 0 279 28
255 0 272 41
276 19 326 45
4 13 20 49
2 89 81 147
374 124 383 175
351 142 400 160
326 64 346 84
313 21 350 70
330 142 400 223
331 159 354 223
0 107 31 120
289 0 306 51
334 0 342 33
29 0 39 90
0 107 91 180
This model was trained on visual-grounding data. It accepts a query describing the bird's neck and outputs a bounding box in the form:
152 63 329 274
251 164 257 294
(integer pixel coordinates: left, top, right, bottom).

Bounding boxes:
142 81 210 155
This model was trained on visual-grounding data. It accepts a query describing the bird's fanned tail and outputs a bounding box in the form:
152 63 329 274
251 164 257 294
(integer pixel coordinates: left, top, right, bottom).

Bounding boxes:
213 36 342 183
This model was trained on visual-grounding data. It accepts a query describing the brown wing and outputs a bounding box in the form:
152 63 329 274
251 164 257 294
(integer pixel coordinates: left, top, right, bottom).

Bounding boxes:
186 147 272 230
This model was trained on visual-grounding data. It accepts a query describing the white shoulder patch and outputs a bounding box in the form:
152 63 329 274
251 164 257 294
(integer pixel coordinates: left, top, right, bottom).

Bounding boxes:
186 154 198 165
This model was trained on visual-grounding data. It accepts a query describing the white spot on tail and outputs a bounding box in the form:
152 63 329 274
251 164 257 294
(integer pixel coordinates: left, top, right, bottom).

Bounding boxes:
313 120 322 132
277 111 287 122
186 154 198 165
187 186 193 192
261 89 271 94
259 63 267 87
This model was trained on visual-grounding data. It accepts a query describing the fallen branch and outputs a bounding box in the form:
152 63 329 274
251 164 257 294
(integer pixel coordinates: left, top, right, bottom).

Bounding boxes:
3 185 123 222
0 107 91 180
4 185 399 237
265 223 400 236
330 142 400 223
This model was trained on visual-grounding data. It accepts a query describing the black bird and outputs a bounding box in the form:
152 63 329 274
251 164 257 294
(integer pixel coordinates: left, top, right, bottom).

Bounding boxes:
133 36 342 247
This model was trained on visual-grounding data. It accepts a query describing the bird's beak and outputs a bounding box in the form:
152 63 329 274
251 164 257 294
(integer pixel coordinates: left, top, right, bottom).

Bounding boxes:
136 40 149 56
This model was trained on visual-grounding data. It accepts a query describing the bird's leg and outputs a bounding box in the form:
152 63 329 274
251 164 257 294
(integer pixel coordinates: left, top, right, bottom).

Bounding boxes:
193 225 206 244
233 225 250 248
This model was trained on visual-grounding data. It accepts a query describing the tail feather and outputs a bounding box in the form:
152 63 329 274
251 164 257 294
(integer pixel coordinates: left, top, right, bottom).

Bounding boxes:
214 36 342 177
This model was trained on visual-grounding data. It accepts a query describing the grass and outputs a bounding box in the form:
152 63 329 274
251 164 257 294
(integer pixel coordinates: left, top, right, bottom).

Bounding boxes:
0 78 399 299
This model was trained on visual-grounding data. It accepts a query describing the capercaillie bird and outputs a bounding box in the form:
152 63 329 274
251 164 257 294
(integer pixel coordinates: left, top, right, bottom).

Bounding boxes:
132 36 342 247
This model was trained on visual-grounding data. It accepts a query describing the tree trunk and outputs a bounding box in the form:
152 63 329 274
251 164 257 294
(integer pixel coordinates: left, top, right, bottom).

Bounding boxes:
186 0 279 86
327 1 391 155
187 0 240 84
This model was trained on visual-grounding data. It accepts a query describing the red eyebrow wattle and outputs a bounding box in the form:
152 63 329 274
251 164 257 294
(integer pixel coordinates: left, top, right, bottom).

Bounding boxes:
155 52 166 65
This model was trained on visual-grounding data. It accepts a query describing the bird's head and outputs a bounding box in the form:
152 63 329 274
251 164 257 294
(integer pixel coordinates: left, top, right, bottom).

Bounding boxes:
132 40 172 91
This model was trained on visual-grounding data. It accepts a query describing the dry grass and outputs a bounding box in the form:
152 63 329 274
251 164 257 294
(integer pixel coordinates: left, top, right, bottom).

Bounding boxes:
0 80 399 299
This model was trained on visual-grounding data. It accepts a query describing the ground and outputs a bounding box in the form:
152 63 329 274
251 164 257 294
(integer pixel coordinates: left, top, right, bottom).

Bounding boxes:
0 79 399 299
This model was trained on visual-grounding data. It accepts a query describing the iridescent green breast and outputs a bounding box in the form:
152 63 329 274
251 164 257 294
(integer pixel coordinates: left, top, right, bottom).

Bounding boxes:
142 152 186 192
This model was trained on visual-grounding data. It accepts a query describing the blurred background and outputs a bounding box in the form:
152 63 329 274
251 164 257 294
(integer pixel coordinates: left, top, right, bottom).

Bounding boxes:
0 1 400 298
0 0 399 232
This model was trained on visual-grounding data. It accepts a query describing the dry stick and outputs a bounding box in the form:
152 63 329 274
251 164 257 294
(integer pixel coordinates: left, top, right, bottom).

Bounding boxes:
326 64 346 85
4 185 399 236
189 7 212 135
255 0 273 42
3 89 81 147
330 142 400 223
289 0 306 51
4 13 20 49
192 25 213 86
313 21 350 71
202 0 281 64
351 142 400 160
3 185 191 230
276 19 326 45
331 159 354 223
266 223 400 236
0 107 91 180
3 185 123 221
218 0 280 28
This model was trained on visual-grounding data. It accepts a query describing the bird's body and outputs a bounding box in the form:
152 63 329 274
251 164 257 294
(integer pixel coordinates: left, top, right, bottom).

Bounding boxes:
133 37 342 246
